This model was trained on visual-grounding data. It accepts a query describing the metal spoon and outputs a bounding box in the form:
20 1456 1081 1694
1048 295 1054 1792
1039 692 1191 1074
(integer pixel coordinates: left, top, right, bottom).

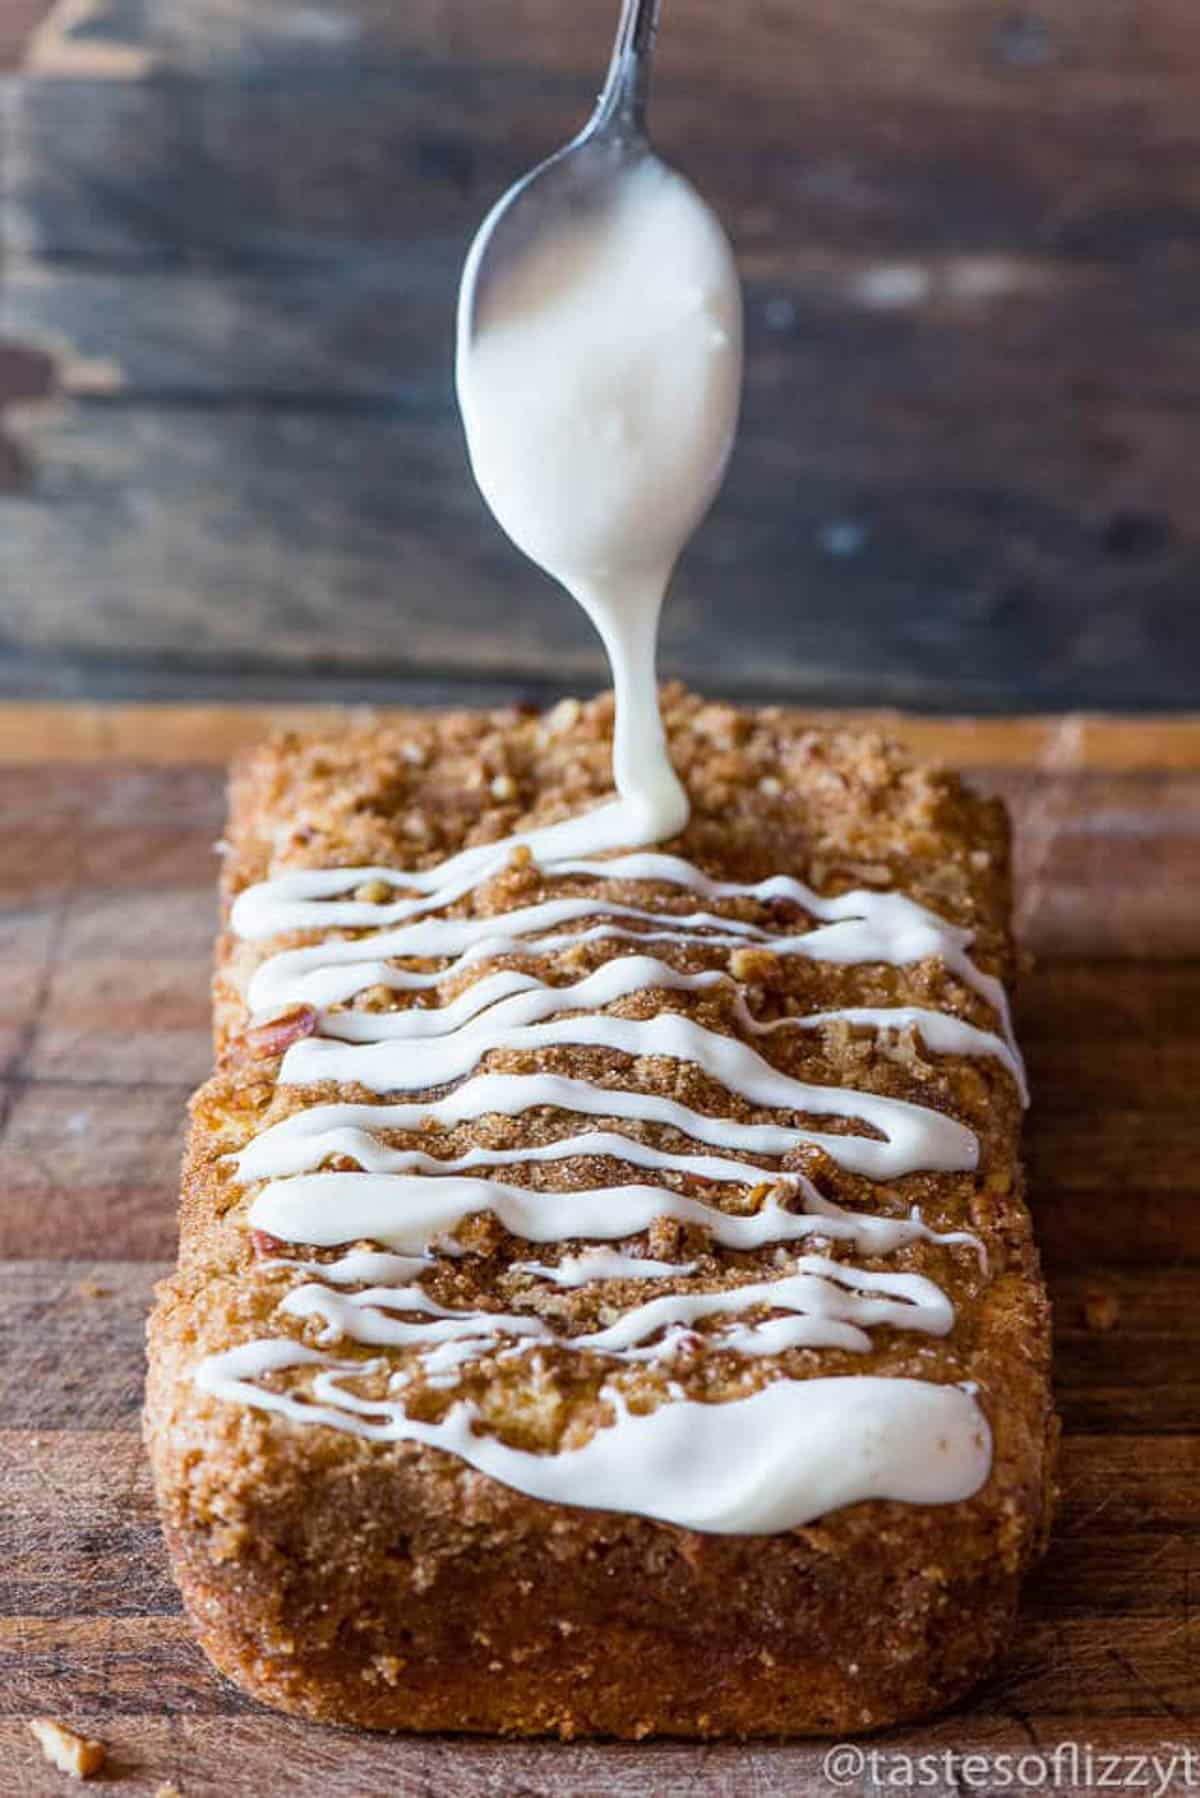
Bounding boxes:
457 0 664 345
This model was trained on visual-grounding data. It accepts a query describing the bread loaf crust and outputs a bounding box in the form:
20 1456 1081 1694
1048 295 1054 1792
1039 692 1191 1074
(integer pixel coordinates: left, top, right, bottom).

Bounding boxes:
144 685 1055 1736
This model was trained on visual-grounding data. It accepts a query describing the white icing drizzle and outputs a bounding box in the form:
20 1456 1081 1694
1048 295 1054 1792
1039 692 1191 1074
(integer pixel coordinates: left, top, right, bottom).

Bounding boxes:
232 1071 965 1197
278 1003 979 1180
279 1254 953 1360
262 1248 435 1286
195 1343 991 1534
240 850 1023 1081
236 1114 983 1263
198 779 1019 1528
291 953 1024 1099
250 1168 963 1260
513 1249 698 1287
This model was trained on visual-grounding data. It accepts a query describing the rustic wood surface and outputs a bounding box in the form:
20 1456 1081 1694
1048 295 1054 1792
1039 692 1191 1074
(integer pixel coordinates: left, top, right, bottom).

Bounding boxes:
0 702 1197 1794
2 2 1200 710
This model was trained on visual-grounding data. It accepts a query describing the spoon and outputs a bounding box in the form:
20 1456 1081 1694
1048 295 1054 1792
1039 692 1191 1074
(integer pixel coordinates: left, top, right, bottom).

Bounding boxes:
456 0 664 344
455 0 741 853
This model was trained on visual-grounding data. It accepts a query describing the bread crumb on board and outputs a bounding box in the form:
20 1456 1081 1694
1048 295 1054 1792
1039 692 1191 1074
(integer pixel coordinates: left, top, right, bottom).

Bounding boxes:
28 1719 106 1780
1083 1289 1121 1332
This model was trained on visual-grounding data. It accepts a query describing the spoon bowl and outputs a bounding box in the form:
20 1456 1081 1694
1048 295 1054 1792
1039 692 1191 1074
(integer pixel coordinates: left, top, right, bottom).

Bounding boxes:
454 0 742 848
457 0 663 349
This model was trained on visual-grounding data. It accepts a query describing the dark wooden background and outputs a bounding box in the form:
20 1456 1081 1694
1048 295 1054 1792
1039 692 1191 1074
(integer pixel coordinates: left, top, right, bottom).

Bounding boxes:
3 1 1200 711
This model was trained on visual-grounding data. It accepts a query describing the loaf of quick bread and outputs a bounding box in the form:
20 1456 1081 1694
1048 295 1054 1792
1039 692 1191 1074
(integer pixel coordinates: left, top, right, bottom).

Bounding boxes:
144 685 1055 1737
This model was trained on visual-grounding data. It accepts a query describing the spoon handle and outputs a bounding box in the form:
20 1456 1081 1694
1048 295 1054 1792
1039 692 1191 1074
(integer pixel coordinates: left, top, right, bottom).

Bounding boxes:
594 0 662 139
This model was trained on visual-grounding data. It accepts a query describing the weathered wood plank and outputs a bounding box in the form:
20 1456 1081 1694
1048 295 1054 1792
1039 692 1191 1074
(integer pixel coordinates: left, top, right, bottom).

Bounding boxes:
5 1715 1197 1798
8 50 1200 269
0 1263 162 1427
0 653 606 708
3 1610 1195 1728
0 1084 190 1259
4 247 1200 677
21 0 1200 94
0 1615 252 1716
0 911 60 1075
27 886 212 1084
1000 771 1200 957
2 405 1197 710
0 1714 870 1798
5 5 1200 707
1020 964 1200 1106
1031 1190 1200 1275
130 0 1200 100
1 68 580 264
0 1432 173 1618
1051 1277 1200 1434
7 1711 1194 1798
9 238 1200 414
1 257 455 401
5 8 1200 708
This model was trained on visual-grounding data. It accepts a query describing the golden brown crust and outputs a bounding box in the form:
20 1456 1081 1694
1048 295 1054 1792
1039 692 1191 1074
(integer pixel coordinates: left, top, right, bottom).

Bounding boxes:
144 684 1055 1737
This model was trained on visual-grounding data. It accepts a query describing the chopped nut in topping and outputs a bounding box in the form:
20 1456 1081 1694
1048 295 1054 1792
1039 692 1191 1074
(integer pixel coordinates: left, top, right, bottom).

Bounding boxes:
729 945 781 985
29 1719 107 1780
354 878 393 904
546 696 582 736
876 1025 931 1074
251 1228 288 1257
243 1005 318 1059
845 860 893 888
490 772 518 801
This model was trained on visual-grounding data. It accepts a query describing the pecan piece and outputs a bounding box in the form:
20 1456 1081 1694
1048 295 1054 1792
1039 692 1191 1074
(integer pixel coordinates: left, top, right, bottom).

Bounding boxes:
251 1229 288 1258
242 1005 318 1060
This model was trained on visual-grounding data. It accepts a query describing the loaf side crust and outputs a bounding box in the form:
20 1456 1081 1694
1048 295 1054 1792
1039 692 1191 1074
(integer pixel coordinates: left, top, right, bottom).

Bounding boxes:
145 684 1055 1737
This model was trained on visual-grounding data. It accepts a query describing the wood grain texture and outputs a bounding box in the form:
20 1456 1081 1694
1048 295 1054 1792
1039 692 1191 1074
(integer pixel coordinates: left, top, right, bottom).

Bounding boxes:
1 705 1198 1791
2 2 1200 708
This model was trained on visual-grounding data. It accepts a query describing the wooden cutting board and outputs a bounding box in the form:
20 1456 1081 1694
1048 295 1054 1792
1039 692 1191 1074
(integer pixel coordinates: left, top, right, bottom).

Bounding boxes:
1 704 1198 1796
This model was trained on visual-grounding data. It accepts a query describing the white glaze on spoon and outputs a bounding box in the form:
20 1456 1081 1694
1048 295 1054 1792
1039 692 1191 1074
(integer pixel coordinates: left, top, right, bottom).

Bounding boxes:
457 159 743 851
